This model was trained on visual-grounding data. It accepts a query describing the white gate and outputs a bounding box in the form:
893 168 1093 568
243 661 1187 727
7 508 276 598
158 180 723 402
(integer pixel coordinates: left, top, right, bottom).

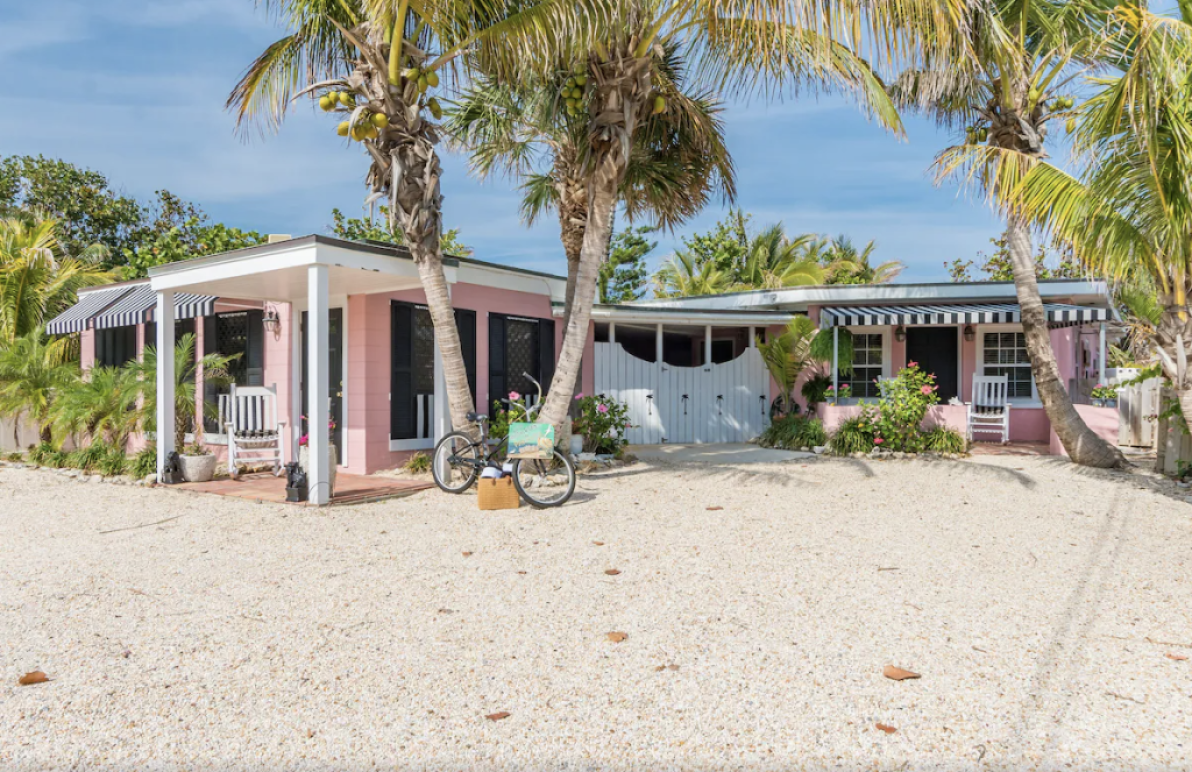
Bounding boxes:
594 342 770 444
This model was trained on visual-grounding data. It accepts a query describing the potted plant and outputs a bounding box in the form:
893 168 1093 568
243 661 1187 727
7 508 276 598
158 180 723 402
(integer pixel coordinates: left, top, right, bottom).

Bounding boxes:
297 416 337 495
179 442 218 483
837 383 852 403
1091 383 1118 408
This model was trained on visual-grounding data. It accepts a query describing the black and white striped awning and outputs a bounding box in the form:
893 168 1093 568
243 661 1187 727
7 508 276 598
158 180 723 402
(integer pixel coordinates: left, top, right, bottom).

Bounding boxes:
819 302 1111 329
45 285 137 335
92 284 217 329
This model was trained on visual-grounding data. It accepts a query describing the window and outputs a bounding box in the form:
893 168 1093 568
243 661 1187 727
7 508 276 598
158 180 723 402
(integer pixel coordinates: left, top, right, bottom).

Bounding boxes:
95 326 137 368
392 302 475 441
488 313 554 410
839 332 884 399
982 331 1033 399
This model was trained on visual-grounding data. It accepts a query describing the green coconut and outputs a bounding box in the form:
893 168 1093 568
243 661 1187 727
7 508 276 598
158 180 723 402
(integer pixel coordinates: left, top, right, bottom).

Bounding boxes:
372 112 390 128
337 121 351 137
338 91 352 106
652 95 667 114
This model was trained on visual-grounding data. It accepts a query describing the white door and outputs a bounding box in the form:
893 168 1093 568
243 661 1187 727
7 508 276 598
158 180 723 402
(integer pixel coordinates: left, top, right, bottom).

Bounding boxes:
595 342 769 444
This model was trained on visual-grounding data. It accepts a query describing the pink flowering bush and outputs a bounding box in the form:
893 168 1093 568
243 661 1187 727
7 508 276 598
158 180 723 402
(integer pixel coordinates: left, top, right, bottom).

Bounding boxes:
574 394 631 455
828 364 964 455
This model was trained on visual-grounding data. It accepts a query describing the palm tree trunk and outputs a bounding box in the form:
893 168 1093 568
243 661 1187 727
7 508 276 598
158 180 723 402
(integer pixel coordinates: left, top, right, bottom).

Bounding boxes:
1005 215 1124 467
391 136 476 433
538 155 619 429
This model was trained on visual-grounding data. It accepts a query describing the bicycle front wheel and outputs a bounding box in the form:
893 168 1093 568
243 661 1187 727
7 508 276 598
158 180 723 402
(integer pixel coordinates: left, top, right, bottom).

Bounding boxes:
511 450 576 508
432 432 480 494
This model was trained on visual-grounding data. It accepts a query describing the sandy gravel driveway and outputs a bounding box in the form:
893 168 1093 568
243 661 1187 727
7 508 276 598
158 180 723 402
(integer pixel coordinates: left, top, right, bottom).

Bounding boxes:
1 455 1189 771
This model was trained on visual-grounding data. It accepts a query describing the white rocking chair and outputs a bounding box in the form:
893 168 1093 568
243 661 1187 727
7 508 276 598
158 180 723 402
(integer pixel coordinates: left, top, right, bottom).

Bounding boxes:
223 383 286 479
967 375 1011 444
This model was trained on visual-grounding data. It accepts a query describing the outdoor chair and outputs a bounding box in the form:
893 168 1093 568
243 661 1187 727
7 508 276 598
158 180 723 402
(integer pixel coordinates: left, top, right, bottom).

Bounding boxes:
967 375 1011 444
223 383 286 478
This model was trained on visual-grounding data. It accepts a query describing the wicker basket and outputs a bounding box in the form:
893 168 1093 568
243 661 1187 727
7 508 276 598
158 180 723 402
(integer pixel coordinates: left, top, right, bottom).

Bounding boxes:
477 477 520 510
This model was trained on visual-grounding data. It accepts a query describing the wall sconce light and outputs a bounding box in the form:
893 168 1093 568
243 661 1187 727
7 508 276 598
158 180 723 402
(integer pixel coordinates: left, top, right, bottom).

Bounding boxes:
963 325 975 342
894 325 907 342
263 308 281 334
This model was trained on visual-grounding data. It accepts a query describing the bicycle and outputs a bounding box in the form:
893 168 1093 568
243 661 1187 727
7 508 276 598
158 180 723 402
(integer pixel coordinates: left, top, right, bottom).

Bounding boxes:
431 373 576 508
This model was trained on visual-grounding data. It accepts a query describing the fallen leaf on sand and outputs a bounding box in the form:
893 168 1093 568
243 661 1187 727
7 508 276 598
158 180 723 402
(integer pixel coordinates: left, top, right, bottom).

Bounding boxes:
18 671 49 686
462 552 473 557
883 665 921 681
706 506 724 511
875 723 897 734
604 569 621 576
1167 652 1189 661
485 712 511 721
607 632 628 643
592 541 605 546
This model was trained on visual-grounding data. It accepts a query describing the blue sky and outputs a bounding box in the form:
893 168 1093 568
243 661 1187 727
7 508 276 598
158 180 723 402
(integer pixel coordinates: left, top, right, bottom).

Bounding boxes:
0 0 1009 282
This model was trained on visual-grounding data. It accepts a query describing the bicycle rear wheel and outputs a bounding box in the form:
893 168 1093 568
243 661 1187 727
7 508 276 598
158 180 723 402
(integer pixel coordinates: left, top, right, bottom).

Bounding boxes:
511 450 576 508
431 432 481 493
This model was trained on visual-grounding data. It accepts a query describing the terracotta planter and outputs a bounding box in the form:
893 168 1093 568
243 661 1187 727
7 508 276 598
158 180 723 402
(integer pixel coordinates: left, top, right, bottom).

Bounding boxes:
298 444 338 496
179 453 217 483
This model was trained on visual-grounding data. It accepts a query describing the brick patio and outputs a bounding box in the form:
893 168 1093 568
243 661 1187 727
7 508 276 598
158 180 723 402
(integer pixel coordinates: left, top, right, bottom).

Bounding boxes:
173 471 433 506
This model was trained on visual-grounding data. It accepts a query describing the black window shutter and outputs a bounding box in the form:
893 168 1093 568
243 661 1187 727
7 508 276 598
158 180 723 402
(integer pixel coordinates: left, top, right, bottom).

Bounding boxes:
488 313 506 414
245 310 265 386
391 302 415 440
202 316 219 433
455 309 478 405
538 318 556 393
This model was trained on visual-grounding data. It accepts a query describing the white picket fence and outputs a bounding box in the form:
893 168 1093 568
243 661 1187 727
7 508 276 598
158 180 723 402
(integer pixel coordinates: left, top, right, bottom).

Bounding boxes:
594 342 770 445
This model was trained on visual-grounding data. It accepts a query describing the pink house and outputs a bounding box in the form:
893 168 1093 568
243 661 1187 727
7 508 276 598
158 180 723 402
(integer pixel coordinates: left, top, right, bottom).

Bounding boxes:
50 237 1122 504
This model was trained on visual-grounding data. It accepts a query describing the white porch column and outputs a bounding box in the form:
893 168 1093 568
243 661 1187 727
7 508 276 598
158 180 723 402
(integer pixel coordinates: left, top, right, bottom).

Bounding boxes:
307 265 332 505
655 324 663 362
1098 322 1107 384
609 323 616 344
832 326 839 395
155 291 176 478
704 325 712 366
748 326 756 348
289 301 302 465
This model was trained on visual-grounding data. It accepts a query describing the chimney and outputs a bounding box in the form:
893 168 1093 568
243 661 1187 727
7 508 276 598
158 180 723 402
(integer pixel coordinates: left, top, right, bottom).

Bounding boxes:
267 234 292 244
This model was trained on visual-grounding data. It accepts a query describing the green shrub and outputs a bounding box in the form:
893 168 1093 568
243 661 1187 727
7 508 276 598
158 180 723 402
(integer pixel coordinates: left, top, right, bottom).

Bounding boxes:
44 449 68 468
759 415 826 449
5 451 23 462
801 373 832 414
827 415 877 455
66 441 110 472
404 451 431 474
923 426 968 454
574 394 632 454
96 447 129 477
130 446 157 478
28 442 54 465
870 363 939 452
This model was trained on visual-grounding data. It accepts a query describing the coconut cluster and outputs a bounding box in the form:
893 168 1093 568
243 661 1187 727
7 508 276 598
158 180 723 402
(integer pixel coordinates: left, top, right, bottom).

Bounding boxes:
560 72 587 116
316 68 442 144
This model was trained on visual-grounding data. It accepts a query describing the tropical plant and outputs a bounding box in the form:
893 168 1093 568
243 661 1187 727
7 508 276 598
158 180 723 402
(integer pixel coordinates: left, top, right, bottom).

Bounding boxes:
228 0 583 435
732 226 825 290
66 440 111 473
0 216 111 344
403 451 431 474
50 366 140 450
653 250 732 298
894 0 1125 468
572 393 631 454
96 446 129 477
599 227 654 303
528 0 967 430
822 236 904 284
330 207 470 255
757 414 826 450
757 316 819 416
870 362 940 451
1003 3 1192 438
129 333 238 452
801 373 833 416
130 445 158 479
827 415 877 455
922 424 968 453
0 332 79 445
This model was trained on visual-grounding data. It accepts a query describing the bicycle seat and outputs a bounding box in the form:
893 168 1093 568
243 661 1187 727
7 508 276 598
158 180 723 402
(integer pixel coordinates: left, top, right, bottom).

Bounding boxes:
467 412 487 423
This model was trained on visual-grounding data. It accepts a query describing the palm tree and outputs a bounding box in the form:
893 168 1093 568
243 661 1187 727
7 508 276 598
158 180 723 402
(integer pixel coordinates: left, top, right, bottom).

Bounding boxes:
757 316 819 415
653 250 731 298
50 366 140 451
893 0 1124 468
0 216 111 345
446 44 735 337
527 0 968 428
732 225 825 290
0 332 79 445
1005 4 1192 436
228 0 580 432
130 333 238 452
824 236 904 284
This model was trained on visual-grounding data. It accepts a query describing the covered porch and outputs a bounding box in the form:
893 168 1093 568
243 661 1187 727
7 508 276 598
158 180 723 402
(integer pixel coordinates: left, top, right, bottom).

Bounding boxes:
149 237 441 505
812 301 1120 453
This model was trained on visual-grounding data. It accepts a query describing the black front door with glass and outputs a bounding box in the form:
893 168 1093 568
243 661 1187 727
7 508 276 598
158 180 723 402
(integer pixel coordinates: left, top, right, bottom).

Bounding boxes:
390 302 476 441
905 327 959 403
488 313 555 411
300 308 344 454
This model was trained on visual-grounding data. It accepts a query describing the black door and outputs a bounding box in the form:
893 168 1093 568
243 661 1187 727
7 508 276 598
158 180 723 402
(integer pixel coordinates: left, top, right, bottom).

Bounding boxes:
301 308 344 455
905 327 959 402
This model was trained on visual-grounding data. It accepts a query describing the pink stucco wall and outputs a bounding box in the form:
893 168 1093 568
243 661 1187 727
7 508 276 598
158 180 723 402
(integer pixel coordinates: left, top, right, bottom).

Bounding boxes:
1049 405 1120 456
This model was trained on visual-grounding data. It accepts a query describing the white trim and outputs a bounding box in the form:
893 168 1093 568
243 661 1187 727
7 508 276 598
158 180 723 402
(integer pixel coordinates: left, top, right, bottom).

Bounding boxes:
155 291 176 476
389 438 435 452
307 265 332 506
339 298 349 469
974 324 1041 407
589 307 794 326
